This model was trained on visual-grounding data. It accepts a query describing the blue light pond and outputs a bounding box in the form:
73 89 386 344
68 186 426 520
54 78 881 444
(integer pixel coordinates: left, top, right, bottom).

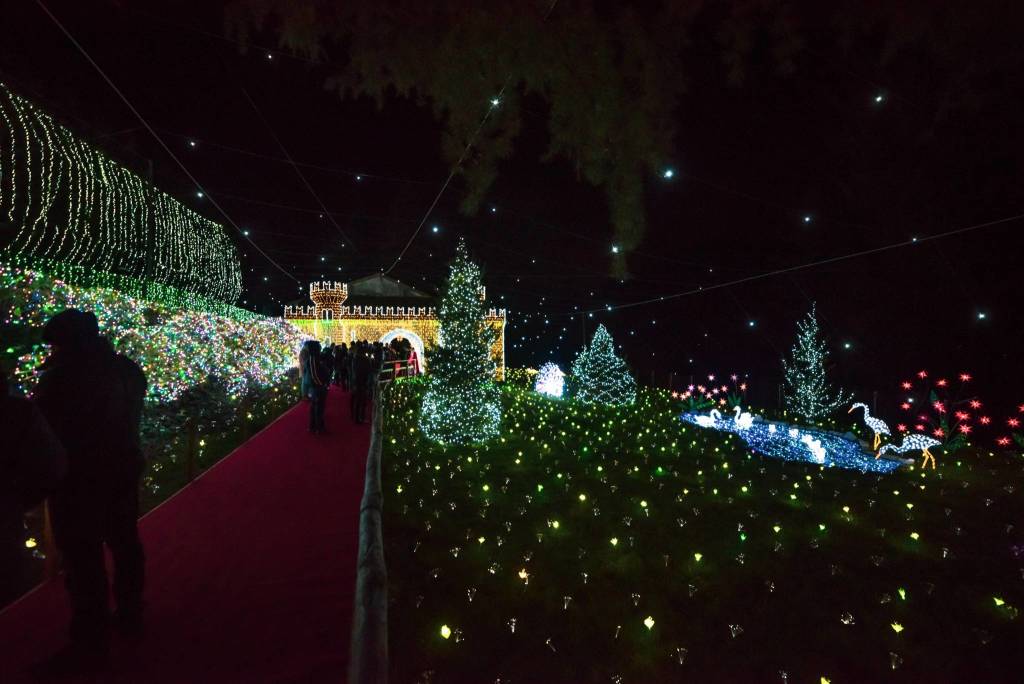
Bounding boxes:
681 413 904 474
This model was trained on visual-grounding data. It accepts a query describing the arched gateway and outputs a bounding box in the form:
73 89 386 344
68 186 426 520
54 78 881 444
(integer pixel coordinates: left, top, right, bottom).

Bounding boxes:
283 274 506 379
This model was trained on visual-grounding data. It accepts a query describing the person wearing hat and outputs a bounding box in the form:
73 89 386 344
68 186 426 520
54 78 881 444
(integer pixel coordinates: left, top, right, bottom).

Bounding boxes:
31 309 147 675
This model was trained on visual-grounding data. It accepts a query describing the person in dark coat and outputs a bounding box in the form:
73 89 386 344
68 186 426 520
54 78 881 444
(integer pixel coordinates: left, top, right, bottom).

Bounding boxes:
0 371 66 607
31 309 147 674
304 340 330 433
334 343 349 389
351 347 372 424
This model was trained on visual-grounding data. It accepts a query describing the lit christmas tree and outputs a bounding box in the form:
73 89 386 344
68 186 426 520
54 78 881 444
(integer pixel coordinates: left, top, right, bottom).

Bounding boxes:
782 304 850 421
571 324 636 405
419 240 501 444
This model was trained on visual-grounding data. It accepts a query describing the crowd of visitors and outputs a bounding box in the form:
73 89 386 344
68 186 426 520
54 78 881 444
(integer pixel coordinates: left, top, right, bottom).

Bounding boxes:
300 337 421 430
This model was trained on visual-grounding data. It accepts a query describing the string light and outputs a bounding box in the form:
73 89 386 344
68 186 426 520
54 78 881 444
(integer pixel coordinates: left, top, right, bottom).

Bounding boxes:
419 240 503 444
0 83 241 303
571 324 636 405
782 304 850 420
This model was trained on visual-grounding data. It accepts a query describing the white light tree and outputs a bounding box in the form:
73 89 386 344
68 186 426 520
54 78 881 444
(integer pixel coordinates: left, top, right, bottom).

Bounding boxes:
419 240 501 444
571 324 636 405
782 304 850 421
534 362 565 398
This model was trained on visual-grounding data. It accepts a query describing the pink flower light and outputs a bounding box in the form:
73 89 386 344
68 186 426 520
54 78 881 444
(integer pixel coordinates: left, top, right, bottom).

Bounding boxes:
901 381 913 390
933 401 946 413
959 373 972 382
897 424 908 432
959 424 972 435
979 416 991 425
915 424 926 432
933 428 945 438
1008 418 1021 428
936 379 948 388
969 400 982 409
900 402 911 411
996 437 1011 447
917 370 928 379
954 411 970 421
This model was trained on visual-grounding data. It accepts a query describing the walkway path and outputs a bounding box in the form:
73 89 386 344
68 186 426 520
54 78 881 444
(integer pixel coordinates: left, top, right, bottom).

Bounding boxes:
0 387 369 683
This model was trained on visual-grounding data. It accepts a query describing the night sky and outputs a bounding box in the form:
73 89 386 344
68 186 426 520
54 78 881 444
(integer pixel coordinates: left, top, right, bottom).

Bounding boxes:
3 1 1023 409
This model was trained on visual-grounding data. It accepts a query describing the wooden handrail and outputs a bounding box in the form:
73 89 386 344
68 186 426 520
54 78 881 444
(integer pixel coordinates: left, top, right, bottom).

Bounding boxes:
347 381 389 684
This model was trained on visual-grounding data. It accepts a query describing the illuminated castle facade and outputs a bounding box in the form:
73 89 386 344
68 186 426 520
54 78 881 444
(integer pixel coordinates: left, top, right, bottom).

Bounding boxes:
284 274 506 378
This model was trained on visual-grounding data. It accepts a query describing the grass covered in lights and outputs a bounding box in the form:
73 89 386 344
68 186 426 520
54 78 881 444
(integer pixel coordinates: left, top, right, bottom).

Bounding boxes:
382 379 1024 682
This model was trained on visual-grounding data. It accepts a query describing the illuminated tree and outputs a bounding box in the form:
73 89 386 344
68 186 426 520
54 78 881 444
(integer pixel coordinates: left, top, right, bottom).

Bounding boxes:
572 324 635 405
419 240 501 444
782 304 849 421
534 362 565 398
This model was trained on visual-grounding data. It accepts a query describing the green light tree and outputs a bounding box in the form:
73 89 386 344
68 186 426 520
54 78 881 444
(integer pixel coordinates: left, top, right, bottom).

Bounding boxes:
572 324 636 405
782 304 850 421
419 240 501 444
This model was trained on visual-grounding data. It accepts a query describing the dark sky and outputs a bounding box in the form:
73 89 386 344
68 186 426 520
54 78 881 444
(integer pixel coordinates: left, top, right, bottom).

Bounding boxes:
2 0 1023 411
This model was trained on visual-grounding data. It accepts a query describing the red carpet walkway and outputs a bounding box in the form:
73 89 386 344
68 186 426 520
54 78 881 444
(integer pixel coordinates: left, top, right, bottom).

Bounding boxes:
0 387 369 683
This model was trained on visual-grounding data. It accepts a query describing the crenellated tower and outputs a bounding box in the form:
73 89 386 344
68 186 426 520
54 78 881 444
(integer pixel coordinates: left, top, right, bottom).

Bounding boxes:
309 281 348 320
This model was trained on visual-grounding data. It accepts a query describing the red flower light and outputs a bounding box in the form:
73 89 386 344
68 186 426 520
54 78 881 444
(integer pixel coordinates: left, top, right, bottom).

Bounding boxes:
1018 404 1024 413
969 400 982 409
996 437 1011 447
917 370 928 379
900 402 911 410
933 401 946 413
959 424 972 434
897 424 908 432
1008 418 1021 428
914 424 926 432
933 427 945 438
936 379 948 387
918 415 929 422
979 416 991 425
954 411 970 421
959 373 972 382
901 381 913 390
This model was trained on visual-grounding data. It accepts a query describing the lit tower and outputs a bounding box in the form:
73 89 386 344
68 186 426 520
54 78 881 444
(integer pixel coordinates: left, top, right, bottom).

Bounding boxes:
309 281 348 320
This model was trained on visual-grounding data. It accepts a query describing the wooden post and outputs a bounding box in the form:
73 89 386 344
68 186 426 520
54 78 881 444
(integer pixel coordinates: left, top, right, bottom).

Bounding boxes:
185 418 198 482
42 501 59 581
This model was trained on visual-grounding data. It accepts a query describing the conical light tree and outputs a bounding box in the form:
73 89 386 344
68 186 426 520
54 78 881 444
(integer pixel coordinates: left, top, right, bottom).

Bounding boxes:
419 240 501 444
782 304 850 421
572 324 636 405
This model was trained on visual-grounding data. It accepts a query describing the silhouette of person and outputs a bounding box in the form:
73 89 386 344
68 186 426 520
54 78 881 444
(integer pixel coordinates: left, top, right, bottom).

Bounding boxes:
32 310 147 675
351 347 372 424
0 371 66 607
304 340 330 433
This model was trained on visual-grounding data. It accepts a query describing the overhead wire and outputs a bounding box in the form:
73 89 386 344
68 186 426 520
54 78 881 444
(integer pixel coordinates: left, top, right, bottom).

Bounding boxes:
384 0 561 274
558 211 1024 316
238 85 360 251
32 0 301 284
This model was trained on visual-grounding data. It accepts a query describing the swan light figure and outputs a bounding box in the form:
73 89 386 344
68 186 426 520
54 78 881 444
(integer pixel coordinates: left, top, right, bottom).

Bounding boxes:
732 405 755 430
694 409 721 428
800 434 827 463
877 433 942 469
849 402 891 450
